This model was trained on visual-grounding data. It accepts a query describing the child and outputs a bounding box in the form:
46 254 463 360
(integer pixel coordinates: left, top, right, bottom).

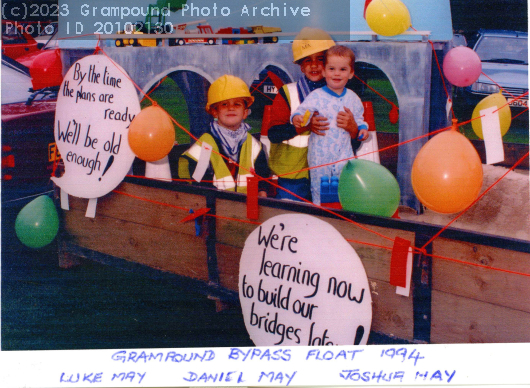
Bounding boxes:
267 27 336 201
291 45 369 205
179 75 269 196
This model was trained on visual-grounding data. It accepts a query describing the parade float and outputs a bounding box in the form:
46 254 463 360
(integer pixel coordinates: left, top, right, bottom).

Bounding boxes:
13 0 530 346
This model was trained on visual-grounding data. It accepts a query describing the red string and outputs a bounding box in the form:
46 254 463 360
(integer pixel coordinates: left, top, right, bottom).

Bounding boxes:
141 75 168 102
249 74 274 102
420 151 530 250
513 107 529 119
81 39 529 276
480 72 516 99
110 189 530 279
492 91 529 114
428 252 530 278
353 74 397 108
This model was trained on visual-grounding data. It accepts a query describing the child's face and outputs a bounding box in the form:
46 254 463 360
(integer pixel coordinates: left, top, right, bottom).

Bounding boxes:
322 55 354 94
299 52 326 82
211 98 249 131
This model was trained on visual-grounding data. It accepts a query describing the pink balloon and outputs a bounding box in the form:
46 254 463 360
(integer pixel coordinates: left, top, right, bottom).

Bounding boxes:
442 46 482 87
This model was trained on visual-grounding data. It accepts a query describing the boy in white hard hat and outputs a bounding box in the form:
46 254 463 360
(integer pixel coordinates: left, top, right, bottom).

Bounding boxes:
267 27 359 201
291 45 369 205
179 75 269 196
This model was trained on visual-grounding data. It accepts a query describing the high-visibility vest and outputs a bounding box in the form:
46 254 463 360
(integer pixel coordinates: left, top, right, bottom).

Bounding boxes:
268 83 310 180
179 132 262 193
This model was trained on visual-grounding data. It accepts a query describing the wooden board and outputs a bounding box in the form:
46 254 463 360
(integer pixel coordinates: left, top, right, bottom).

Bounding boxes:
92 182 208 236
431 290 530 343
432 238 530 313
215 198 416 283
61 184 210 282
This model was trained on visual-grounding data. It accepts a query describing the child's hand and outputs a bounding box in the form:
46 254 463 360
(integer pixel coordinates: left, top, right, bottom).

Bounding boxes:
357 129 369 141
258 190 267 198
292 114 304 130
308 111 330 136
337 107 358 137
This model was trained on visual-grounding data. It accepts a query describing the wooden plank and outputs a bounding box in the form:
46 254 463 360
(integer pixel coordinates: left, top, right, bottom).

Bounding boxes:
62 208 210 282
216 243 243 292
368 279 414 342
431 290 530 343
432 238 530 313
215 199 415 283
67 182 207 237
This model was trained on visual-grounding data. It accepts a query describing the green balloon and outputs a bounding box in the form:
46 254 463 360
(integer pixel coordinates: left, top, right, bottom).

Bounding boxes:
15 195 59 249
338 160 400 217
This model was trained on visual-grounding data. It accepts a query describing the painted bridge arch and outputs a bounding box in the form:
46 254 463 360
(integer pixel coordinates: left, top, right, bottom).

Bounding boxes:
63 41 448 211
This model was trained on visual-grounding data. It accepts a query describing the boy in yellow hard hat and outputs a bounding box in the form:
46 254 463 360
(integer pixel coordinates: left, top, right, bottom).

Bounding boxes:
179 75 269 196
268 27 358 201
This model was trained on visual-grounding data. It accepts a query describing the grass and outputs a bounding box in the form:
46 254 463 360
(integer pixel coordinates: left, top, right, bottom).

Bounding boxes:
142 75 528 145
140 77 192 144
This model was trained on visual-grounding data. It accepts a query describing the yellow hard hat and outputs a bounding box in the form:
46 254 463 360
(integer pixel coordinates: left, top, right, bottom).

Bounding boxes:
206 75 254 113
292 27 335 63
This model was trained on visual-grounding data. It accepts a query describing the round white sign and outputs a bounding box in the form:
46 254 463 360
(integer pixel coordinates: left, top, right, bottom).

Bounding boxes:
51 55 140 198
239 214 372 346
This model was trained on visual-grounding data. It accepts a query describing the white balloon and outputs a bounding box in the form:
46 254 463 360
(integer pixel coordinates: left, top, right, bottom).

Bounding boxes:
51 55 140 198
239 214 372 346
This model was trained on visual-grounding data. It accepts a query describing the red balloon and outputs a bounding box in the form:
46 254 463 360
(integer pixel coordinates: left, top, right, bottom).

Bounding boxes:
389 105 399 124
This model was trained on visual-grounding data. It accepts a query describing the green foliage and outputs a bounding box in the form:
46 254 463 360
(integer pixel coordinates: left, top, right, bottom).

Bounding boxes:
141 78 191 144
156 0 187 11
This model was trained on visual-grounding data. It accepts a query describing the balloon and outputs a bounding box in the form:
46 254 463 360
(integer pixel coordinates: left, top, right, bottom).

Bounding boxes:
389 104 399 124
29 49 63 90
471 93 511 139
15 195 59 249
442 46 482 87
128 105 175 162
365 0 411 37
411 130 483 214
338 159 400 217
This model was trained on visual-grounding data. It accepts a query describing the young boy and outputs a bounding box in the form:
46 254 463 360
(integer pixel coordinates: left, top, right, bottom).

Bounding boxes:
291 45 369 205
267 27 335 201
179 75 269 196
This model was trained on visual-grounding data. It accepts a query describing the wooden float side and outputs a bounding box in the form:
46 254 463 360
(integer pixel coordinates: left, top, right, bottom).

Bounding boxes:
58 178 530 344
61 182 210 282
430 238 530 343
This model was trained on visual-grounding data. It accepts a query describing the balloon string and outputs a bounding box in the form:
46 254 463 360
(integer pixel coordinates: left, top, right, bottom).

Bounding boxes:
428 39 455 120
353 74 397 109
110 188 530 279
276 124 451 178
492 91 529 114
480 72 517 98
95 40 528 258
410 26 455 120
513 107 529 119
141 75 168 102
419 151 530 250
249 73 275 102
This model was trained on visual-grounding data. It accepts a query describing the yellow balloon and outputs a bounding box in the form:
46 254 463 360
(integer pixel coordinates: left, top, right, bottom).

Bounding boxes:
471 93 511 139
366 0 411 37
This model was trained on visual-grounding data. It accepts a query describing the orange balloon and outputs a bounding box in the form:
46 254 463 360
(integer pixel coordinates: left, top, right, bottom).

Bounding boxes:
128 105 175 162
411 130 483 214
